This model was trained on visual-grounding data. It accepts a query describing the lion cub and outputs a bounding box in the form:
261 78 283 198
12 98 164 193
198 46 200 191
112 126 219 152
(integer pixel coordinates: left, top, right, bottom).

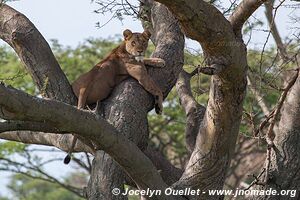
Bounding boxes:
64 29 165 164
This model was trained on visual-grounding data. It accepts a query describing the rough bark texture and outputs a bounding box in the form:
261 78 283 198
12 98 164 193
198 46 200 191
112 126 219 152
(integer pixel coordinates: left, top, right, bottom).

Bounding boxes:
0 3 184 200
248 4 300 199
0 4 75 103
0 4 84 154
0 84 182 200
264 0 288 61
154 1 248 199
250 74 300 200
0 1 278 199
86 2 184 199
229 0 268 36
176 70 206 153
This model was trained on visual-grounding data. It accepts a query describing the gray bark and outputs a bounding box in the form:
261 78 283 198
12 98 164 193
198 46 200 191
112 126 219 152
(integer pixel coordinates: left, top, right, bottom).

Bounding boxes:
229 0 268 37
154 1 249 199
0 1 278 200
248 4 300 199
249 74 300 200
176 70 206 153
264 0 288 61
86 2 184 199
0 4 75 103
0 84 182 200
0 3 184 200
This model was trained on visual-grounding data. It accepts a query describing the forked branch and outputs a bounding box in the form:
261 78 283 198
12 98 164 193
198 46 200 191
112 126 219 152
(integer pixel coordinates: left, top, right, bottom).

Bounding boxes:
0 83 186 200
229 0 268 36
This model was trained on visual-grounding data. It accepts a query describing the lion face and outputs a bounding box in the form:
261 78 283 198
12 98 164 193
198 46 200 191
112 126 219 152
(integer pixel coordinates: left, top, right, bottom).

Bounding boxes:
123 29 151 62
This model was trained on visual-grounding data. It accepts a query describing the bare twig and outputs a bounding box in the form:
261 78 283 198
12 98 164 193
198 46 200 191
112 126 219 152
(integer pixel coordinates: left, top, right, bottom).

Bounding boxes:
0 157 84 197
244 168 266 190
266 68 299 146
229 0 269 36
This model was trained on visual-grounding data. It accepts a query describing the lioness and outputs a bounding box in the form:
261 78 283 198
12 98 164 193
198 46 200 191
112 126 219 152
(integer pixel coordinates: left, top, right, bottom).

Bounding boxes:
64 29 165 164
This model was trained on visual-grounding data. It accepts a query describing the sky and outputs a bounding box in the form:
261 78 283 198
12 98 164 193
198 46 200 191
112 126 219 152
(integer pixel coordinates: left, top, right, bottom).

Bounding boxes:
0 0 144 47
0 0 299 198
0 0 297 51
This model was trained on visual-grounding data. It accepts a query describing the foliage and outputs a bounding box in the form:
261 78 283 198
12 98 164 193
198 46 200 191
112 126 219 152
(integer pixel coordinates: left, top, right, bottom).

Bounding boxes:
6 174 84 200
0 46 34 94
51 38 120 83
148 89 187 167
0 35 296 196
0 141 26 157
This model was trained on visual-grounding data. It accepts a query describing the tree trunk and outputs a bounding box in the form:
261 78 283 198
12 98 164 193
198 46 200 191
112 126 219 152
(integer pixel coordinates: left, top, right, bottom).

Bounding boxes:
86 2 184 199
1 1 277 200
251 73 300 200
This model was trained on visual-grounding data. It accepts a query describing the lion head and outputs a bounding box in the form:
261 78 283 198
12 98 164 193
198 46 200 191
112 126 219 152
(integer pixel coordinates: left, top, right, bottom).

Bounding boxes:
123 29 151 62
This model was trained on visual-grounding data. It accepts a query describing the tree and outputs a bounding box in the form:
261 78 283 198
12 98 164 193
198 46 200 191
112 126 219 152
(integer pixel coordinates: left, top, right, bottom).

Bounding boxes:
0 0 299 200
6 174 84 200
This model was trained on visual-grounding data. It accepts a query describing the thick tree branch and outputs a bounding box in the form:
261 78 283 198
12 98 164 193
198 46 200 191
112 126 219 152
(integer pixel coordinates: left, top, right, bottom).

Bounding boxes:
154 0 236 57
86 2 185 199
250 70 300 200
144 146 183 185
229 0 268 36
0 131 92 153
156 1 248 198
176 70 206 152
0 4 75 103
0 84 185 200
0 120 63 133
0 128 181 187
264 0 289 61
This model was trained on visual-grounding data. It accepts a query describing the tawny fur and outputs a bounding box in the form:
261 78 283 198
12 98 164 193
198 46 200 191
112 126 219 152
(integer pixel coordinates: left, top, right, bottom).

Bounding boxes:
64 29 165 164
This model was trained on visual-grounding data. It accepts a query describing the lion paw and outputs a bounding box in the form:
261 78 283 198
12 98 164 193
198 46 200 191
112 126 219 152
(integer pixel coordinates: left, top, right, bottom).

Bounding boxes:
155 58 165 68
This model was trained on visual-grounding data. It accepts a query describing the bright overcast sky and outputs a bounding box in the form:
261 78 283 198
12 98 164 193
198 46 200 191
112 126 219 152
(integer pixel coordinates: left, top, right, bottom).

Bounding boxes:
0 0 299 197
3 0 299 50
5 0 143 47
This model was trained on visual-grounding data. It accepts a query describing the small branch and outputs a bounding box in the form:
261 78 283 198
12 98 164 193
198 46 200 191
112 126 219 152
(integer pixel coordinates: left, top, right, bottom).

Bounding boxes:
229 0 268 36
176 70 206 152
0 157 84 197
264 0 289 62
193 64 227 76
0 4 75 104
263 145 272 183
254 110 274 137
247 76 270 116
144 146 183 185
85 152 92 173
258 0 286 74
72 156 91 174
0 84 175 198
253 69 299 139
191 55 230 76
244 168 266 190
266 68 299 146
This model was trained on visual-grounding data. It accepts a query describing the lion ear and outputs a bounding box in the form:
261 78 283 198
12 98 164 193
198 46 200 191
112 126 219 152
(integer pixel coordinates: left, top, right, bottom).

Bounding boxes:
142 30 151 40
123 29 133 40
